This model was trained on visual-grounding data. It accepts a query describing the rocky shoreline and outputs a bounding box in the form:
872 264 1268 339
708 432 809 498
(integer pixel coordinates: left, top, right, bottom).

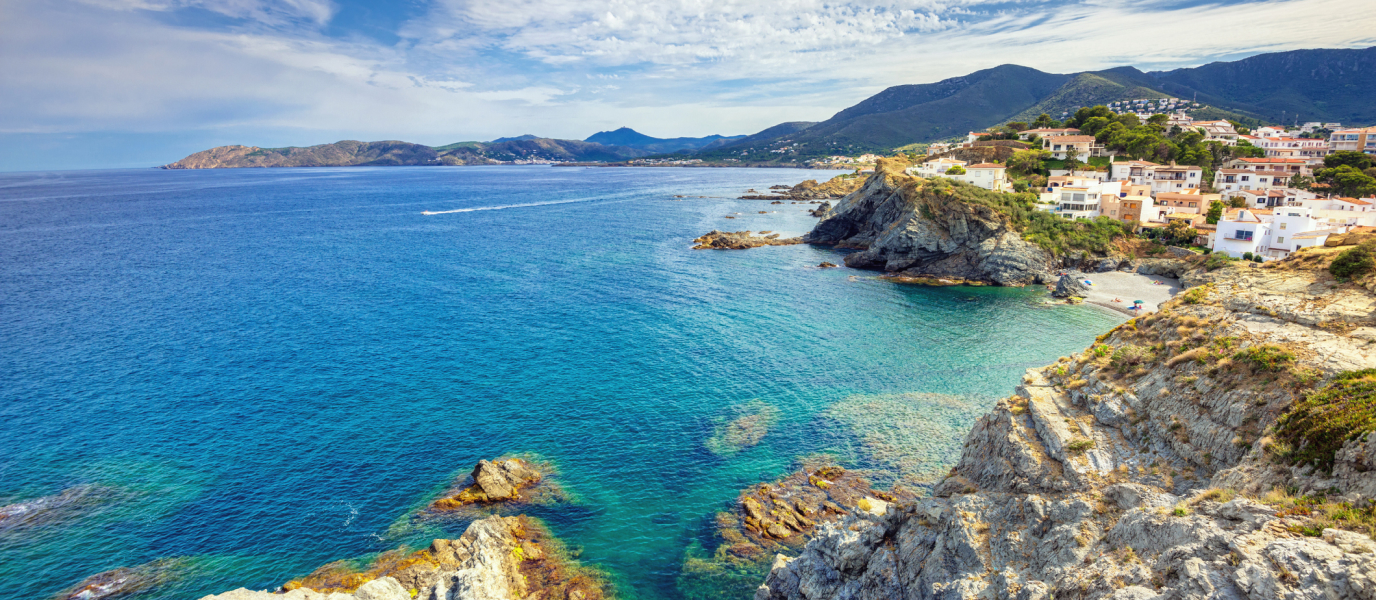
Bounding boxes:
755 247 1376 600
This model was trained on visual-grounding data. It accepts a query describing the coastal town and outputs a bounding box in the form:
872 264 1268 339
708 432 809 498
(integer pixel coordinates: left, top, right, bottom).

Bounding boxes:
820 108 1376 262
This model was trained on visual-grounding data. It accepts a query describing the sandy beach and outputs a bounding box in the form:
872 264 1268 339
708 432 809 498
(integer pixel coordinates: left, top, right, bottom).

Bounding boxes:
1053 270 1181 316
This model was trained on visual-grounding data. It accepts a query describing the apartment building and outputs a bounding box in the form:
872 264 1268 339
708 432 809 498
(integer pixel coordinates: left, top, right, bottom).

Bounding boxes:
1150 164 1204 193
1155 191 1213 215
1101 193 1153 223
1328 127 1376 155
1052 178 1122 219
1018 128 1080 141
1194 120 1239 145
1225 157 1312 175
1213 169 1292 197
1213 209 1273 258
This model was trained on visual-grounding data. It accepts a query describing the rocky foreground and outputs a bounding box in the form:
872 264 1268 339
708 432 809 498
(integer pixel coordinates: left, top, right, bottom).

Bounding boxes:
755 248 1376 600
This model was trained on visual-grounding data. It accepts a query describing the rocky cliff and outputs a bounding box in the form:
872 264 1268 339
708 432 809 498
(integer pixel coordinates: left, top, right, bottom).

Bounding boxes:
756 249 1376 600
804 159 1055 286
163 141 449 169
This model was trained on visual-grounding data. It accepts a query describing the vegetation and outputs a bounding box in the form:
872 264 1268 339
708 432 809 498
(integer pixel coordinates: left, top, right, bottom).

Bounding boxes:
1329 241 1376 280
1180 284 1212 305
1232 344 1295 372
1205 200 1224 225
1007 149 1051 175
917 181 1132 255
1066 439 1096 454
945 165 967 175
1274 369 1376 473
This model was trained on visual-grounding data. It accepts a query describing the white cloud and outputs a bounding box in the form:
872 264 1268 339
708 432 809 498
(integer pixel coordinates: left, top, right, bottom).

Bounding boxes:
77 0 338 26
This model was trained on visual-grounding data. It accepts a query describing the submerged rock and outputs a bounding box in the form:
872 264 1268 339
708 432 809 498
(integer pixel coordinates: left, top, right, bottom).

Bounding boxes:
820 392 988 487
704 401 781 456
206 515 609 600
60 558 187 600
0 485 109 532
818 262 838 268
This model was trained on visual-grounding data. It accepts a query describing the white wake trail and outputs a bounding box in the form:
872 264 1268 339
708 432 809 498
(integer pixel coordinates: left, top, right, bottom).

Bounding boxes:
423 197 600 215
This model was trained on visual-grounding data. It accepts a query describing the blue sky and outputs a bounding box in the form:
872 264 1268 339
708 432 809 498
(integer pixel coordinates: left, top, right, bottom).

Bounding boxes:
3 0 1375 171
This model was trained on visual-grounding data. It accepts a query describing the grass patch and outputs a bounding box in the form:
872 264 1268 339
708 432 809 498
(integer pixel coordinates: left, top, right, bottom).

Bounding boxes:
1232 344 1295 372
1330 241 1376 280
1067 439 1096 454
1180 284 1213 305
1274 369 1376 473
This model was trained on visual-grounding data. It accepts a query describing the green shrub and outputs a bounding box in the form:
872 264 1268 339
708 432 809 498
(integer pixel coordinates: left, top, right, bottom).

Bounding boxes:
1275 369 1376 473
1067 439 1096 454
1233 344 1295 371
1203 252 1236 272
1330 242 1376 279
1111 345 1156 372
1242 251 1253 260
1253 255 1264 263
1180 284 1212 305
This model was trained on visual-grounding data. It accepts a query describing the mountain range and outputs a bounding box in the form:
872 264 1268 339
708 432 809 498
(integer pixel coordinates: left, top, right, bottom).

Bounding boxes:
697 45 1376 161
163 46 1375 168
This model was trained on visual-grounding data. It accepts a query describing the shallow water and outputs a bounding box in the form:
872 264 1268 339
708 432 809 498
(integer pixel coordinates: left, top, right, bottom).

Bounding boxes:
0 166 1122 600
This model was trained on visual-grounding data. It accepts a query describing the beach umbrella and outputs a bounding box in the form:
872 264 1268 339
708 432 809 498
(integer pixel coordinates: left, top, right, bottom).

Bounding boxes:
1134 300 1144 305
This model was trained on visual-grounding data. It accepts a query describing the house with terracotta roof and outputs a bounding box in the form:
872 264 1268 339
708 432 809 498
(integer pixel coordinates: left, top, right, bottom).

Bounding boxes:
1101 193 1154 224
1254 137 1328 160
1155 190 1214 215
963 132 992 147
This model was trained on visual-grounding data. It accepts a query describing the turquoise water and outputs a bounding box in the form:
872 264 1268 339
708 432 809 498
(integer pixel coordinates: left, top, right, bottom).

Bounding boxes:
0 166 1122 600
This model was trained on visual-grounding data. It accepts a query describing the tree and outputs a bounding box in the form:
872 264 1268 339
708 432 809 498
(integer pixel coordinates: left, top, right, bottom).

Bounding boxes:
1033 113 1056 129
1062 154 1083 172
1163 220 1198 246
1288 174 1315 191
1325 151 1374 171
1228 197 1247 208
1147 114 1169 127
1206 200 1224 224
1114 114 1141 128
1065 106 1114 129
1080 116 1112 137
1008 149 1051 175
1005 121 1029 132
1316 166 1376 198
945 165 967 175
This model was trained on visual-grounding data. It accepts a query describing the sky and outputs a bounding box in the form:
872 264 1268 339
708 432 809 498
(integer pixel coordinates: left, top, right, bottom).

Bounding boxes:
3 0 1375 171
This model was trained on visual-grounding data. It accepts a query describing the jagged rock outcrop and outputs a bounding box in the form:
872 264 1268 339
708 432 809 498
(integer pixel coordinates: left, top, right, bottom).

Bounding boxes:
204 514 607 600
803 159 1054 286
427 457 554 511
740 176 864 201
693 231 802 250
757 250 1376 600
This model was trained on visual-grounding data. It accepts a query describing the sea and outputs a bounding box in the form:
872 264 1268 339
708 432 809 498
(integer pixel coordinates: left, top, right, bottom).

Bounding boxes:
0 166 1123 600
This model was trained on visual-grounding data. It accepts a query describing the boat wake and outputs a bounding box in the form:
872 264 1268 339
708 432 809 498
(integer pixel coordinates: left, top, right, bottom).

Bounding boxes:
423 197 600 215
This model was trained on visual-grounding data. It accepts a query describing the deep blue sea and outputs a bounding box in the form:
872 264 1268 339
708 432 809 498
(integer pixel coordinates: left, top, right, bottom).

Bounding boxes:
0 166 1122 600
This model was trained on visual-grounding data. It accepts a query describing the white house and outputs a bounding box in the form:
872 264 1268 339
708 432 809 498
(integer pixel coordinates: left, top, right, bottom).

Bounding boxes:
1110 160 1160 186
1052 178 1122 220
1226 157 1312 175
1019 128 1080 141
1195 120 1240 145
1150 164 1204 194
1212 209 1274 258
1263 206 1344 258
958 163 1011 192
909 158 968 178
1043 136 1101 161
1213 169 1291 198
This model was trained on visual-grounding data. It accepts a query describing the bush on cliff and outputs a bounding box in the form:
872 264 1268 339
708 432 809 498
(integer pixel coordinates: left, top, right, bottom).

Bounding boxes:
1274 369 1376 473
1329 241 1376 280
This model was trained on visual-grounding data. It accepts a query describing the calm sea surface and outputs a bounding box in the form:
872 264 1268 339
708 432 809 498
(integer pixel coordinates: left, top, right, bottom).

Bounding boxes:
0 166 1122 600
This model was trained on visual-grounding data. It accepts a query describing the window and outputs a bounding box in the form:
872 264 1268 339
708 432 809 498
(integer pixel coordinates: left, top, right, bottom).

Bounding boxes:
1279 223 1287 230
1278 237 1285 243
1189 202 1197 208
1236 230 1253 240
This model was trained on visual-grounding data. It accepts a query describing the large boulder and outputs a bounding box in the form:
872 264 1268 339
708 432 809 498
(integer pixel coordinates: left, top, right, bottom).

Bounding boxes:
472 459 540 501
1052 274 1089 298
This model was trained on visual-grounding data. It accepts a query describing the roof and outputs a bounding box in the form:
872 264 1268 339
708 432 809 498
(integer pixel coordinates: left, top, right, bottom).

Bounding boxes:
971 132 991 136
1157 164 1202 171
1024 128 1081 133
1238 158 1307 163
967 163 1006 169
1052 136 1097 143
1335 197 1373 206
